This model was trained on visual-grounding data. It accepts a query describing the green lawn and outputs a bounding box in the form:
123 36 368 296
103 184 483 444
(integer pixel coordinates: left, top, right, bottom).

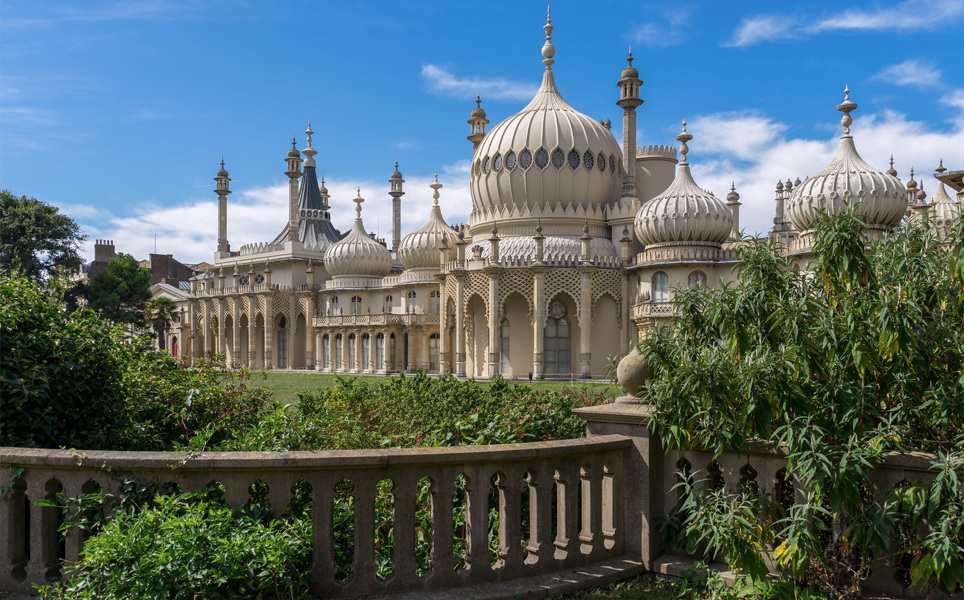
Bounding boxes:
247 371 620 404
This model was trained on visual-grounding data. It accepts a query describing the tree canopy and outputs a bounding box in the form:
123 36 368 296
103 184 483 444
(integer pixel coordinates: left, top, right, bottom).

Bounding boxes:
145 296 178 348
0 190 86 282
87 254 152 327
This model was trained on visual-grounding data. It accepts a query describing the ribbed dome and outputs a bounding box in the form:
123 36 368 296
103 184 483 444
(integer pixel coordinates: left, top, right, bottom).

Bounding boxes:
470 235 618 262
469 22 622 230
323 191 392 279
634 123 732 247
398 177 459 269
931 182 959 224
787 88 906 233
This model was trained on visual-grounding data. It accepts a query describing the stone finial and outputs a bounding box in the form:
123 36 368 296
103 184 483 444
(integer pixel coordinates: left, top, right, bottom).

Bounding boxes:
676 119 693 164
836 85 857 136
887 155 898 177
621 225 631 242
907 168 918 190
541 5 555 70
726 182 741 203
936 158 947 174
627 46 633 67
535 218 544 236
582 218 591 238
302 121 317 167
430 172 442 205
353 188 364 218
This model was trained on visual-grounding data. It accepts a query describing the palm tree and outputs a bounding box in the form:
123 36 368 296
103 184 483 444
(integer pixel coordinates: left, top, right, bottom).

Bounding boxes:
145 296 178 350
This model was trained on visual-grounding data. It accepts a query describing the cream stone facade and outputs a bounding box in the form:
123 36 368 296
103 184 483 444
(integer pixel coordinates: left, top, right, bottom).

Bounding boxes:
163 11 960 378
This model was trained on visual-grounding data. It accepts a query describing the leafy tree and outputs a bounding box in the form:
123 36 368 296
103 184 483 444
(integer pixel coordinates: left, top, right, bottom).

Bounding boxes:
87 254 152 327
0 190 86 282
643 209 964 598
145 296 178 348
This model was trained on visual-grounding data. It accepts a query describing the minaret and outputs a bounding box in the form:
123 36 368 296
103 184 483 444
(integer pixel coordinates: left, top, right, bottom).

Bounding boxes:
389 161 405 252
215 158 231 257
616 47 643 199
467 93 489 152
726 183 741 241
285 135 303 246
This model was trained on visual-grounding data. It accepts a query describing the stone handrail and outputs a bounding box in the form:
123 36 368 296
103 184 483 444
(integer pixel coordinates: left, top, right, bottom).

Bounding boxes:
313 313 441 328
0 436 632 597
632 302 676 319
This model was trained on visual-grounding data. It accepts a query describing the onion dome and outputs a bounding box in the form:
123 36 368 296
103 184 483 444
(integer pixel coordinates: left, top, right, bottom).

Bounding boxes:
470 10 622 229
634 121 733 247
319 177 329 196
398 174 459 269
906 168 918 190
930 180 959 223
887 156 898 177
471 93 487 119
217 157 228 177
726 183 740 203
287 136 301 158
323 190 392 281
621 47 639 79
787 87 906 234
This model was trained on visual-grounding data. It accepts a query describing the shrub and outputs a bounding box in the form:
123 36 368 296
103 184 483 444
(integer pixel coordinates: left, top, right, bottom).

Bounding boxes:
0 276 126 449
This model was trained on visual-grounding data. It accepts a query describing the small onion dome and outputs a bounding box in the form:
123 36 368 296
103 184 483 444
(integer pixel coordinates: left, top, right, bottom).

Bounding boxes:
319 176 329 195
398 174 459 269
391 160 403 180
634 121 732 247
787 87 906 234
471 93 487 119
916 186 927 202
323 190 392 279
776 180 784 191
930 181 959 223
217 158 228 177
887 155 898 177
287 136 301 158
726 183 740 203
621 48 639 79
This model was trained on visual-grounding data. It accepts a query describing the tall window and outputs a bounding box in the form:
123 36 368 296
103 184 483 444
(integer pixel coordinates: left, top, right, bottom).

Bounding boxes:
376 334 384 369
277 316 288 369
348 334 356 370
335 334 342 369
500 319 511 374
688 271 706 291
384 295 393 314
544 301 571 375
429 334 439 372
350 296 362 315
653 272 669 303
407 290 417 314
330 296 339 315
361 334 370 371
429 290 440 315
322 335 330 369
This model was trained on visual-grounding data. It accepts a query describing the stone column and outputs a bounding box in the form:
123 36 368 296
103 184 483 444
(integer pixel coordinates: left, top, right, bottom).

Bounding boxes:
328 332 336 372
314 331 322 370
406 328 415 372
381 329 390 372
354 329 362 373
486 269 500 378
264 295 273 369
438 285 448 374
621 272 631 354
247 298 257 369
342 331 349 373
216 300 226 366
231 299 240 369
305 300 316 370
287 303 296 370
455 275 466 378
579 268 593 378
532 267 546 379
420 326 429 372
368 333 376 372
203 300 213 362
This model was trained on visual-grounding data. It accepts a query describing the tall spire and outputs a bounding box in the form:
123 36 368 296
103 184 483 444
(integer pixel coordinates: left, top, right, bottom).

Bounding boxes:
676 120 692 165
837 85 857 136
541 6 555 71
430 172 442 205
354 188 364 219
302 121 317 168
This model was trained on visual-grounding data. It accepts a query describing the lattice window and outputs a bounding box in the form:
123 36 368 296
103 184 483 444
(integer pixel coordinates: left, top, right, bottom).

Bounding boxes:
551 149 565 169
520 149 533 170
254 274 265 284
583 151 594 170
535 148 549 169
597 153 606 172
609 156 616 173
567 149 580 169
493 154 502 173
544 269 582 319
505 151 517 171
239 275 249 286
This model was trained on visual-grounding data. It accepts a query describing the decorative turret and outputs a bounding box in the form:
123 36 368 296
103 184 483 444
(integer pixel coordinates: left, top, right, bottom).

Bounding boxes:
726 183 741 241
285 135 303 243
617 47 643 199
389 161 405 252
580 219 592 264
398 173 459 270
215 158 231 256
323 189 393 284
533 219 545 264
488 221 500 266
467 93 489 151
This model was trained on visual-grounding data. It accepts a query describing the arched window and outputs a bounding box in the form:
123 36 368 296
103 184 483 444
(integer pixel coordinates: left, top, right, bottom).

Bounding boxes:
348 334 356 370
361 334 370 371
384 295 393 314
335 334 343 369
653 272 669 303
322 335 330 369
277 316 288 369
544 300 571 375
407 290 417 314
429 333 439 372
350 296 362 316
500 318 510 375
429 290 440 315
688 271 707 291
330 296 339 315
376 333 384 370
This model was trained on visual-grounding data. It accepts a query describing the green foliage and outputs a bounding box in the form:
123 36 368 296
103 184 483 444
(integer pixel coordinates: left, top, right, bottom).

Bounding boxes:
35 488 312 600
642 209 964 598
0 190 86 282
87 254 152 327
145 295 178 348
0 276 126 449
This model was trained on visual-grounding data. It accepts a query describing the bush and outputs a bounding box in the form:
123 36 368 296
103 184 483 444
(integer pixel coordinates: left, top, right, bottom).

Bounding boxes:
0 276 126 449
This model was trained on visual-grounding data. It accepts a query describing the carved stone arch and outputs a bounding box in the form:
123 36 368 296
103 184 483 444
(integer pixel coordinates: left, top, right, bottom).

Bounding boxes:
592 269 624 328
591 290 621 328
498 270 534 321
546 289 580 325
464 291 488 322
500 290 532 325
543 268 581 318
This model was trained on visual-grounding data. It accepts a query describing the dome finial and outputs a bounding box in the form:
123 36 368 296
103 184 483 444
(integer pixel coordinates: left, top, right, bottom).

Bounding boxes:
430 172 442 205
302 121 317 167
542 5 555 71
676 119 693 165
836 85 858 136
936 158 947 174
887 154 898 177
221 156 224 168
627 46 633 66
354 188 364 218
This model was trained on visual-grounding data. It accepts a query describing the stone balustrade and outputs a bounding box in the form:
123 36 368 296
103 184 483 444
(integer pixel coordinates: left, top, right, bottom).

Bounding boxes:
631 302 675 319
0 436 635 598
312 313 440 328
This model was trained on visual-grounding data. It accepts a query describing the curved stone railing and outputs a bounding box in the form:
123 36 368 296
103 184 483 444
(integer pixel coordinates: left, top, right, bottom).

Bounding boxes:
0 436 634 597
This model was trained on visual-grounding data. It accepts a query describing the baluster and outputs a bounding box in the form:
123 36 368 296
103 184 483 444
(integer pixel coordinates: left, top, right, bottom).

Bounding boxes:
579 462 601 558
462 465 492 582
61 473 88 569
0 468 27 590
554 462 580 567
602 453 624 554
429 469 456 586
495 467 524 578
352 473 378 592
24 472 60 586
525 464 553 572
309 472 336 595
391 471 418 587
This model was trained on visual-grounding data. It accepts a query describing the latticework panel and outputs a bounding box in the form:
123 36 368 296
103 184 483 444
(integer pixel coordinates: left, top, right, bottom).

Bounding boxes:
257 295 266 316
498 269 533 319
544 268 582 317
273 294 290 320
591 269 624 328
464 272 489 318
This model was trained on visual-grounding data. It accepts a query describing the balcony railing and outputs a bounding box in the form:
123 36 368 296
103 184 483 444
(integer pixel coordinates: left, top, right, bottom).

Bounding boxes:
312 313 441 328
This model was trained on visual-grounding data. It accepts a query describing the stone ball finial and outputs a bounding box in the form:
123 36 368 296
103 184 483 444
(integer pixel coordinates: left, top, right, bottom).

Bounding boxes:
615 346 652 404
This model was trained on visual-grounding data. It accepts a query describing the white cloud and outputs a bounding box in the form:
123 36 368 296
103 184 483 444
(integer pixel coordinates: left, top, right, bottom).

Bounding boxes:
725 0 963 47
4 0 194 28
685 96 964 237
871 59 943 88
421 64 539 101
629 8 692 47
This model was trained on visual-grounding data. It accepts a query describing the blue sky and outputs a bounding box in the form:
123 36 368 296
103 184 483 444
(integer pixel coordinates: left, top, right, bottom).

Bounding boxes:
2 0 963 263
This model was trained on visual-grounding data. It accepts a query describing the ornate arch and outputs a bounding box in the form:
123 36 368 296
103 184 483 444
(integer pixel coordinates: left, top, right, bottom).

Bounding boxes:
591 269 624 329
498 269 533 320
544 268 581 318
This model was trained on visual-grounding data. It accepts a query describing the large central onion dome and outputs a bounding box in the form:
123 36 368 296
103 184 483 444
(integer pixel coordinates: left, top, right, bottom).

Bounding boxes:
399 175 459 269
787 87 906 235
323 190 392 284
634 122 733 247
469 11 622 234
